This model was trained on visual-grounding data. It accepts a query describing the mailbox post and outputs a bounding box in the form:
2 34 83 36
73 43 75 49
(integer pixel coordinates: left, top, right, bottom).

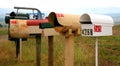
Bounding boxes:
48 12 80 66
15 38 22 61
80 13 114 66
36 34 41 66
40 23 56 66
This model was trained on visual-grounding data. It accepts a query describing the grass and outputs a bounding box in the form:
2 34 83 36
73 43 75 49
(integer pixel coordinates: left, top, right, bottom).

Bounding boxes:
0 25 120 66
0 28 8 35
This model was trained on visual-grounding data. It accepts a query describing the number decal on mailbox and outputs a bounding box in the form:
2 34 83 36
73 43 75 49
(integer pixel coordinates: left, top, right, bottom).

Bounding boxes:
82 29 93 36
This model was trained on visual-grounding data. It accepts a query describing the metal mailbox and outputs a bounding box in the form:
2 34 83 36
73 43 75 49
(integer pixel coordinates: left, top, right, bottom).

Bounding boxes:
80 13 114 36
10 19 59 38
48 12 81 36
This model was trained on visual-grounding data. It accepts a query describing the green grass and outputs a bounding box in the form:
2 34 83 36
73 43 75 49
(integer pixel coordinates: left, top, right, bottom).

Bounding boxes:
0 28 8 35
1 36 120 66
0 25 120 66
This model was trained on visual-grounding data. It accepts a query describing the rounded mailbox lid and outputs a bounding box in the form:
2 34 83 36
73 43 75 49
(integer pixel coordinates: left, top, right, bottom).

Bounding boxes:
48 12 80 27
48 12 81 35
80 13 114 26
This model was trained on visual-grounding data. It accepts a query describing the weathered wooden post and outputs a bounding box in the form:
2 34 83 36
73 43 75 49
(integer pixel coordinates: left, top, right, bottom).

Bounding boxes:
48 36 54 66
40 22 59 66
36 35 41 66
64 34 74 66
15 38 22 61
48 12 80 66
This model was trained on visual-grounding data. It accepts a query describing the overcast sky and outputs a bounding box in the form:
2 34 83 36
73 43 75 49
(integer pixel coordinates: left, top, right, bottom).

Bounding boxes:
0 0 120 14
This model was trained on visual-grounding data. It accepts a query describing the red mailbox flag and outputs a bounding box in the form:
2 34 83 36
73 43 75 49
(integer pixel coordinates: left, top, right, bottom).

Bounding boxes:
27 19 48 26
94 25 102 32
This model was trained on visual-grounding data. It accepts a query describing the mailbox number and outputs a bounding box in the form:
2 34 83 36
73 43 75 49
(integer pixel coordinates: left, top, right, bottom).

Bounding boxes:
82 29 93 36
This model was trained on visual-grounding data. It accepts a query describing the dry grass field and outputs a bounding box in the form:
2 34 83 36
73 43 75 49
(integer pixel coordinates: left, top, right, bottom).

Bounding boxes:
0 25 120 66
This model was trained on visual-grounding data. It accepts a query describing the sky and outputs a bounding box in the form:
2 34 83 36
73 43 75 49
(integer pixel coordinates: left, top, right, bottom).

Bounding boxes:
0 0 120 14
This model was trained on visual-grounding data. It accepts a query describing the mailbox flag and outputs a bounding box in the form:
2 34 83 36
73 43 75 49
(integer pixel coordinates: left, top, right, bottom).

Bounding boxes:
94 25 102 32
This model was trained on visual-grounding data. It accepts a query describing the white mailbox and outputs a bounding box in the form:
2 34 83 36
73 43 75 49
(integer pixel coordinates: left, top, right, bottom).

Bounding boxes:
80 13 114 36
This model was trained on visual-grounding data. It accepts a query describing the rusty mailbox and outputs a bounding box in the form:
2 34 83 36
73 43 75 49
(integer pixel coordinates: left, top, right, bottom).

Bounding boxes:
48 12 81 36
9 19 59 38
5 7 59 38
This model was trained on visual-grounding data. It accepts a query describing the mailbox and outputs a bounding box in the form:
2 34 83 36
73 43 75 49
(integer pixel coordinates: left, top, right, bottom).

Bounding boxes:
80 13 114 36
10 19 59 38
48 12 81 36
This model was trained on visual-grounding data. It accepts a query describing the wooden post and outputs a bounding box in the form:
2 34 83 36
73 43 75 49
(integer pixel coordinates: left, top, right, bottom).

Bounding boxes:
15 38 22 61
65 35 74 66
48 36 54 66
36 35 41 66
15 39 19 58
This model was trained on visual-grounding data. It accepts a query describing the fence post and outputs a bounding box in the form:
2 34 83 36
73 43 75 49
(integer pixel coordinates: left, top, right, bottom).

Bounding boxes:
36 35 41 66
65 35 74 66
48 36 54 66
16 38 22 61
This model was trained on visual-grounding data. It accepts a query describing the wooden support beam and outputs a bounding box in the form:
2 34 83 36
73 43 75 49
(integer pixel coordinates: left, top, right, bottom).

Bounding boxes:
65 35 74 66
36 35 41 66
48 36 54 66
15 38 22 61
